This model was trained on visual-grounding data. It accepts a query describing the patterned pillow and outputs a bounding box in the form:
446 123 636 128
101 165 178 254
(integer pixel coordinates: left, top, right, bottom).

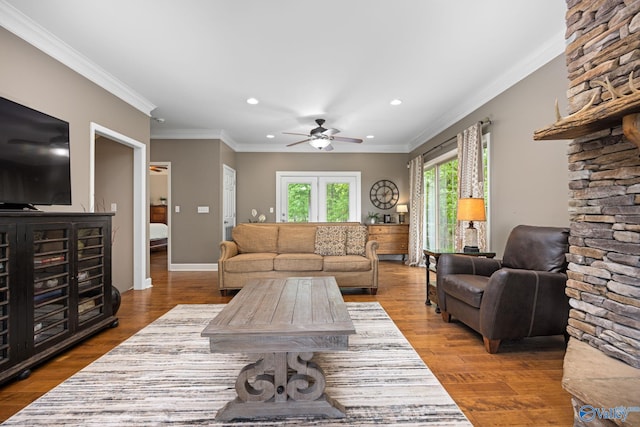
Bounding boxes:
314 226 347 256
346 225 367 256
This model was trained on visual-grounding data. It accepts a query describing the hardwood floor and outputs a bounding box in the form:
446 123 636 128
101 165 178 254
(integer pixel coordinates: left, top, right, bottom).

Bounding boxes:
0 252 573 426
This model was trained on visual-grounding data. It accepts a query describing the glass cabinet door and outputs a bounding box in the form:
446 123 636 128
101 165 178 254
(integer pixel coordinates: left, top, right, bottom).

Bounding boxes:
0 225 13 367
31 224 70 348
75 223 108 326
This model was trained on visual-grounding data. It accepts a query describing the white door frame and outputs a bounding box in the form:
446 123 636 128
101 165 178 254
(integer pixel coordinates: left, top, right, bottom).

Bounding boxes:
90 122 150 290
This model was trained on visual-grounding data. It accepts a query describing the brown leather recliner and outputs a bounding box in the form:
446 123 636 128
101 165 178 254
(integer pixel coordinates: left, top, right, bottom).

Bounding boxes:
437 225 570 353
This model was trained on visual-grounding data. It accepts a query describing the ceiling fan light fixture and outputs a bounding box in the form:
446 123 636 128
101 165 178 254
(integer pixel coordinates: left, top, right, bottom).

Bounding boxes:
390 99 402 106
309 139 330 149
246 97 259 105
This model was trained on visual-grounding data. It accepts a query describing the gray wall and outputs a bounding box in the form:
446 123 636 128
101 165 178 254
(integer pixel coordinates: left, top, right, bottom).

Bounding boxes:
235 152 409 225
1 28 150 292
410 54 570 257
150 139 223 263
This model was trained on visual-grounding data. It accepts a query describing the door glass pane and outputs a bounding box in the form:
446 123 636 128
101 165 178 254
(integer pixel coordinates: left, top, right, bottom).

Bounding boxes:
325 183 350 222
287 183 311 222
437 158 458 251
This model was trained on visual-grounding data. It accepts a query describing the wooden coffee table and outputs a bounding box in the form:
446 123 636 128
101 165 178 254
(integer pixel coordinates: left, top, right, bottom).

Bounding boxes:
201 276 356 421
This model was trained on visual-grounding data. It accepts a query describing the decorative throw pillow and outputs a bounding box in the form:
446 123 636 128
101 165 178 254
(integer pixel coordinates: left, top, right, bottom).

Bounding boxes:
314 226 347 256
346 225 367 256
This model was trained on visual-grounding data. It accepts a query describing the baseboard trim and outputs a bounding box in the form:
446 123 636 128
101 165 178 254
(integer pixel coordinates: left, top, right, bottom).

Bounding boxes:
169 263 217 272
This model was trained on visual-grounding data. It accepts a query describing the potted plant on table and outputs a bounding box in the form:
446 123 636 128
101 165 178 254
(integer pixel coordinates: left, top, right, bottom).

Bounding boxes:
367 212 380 224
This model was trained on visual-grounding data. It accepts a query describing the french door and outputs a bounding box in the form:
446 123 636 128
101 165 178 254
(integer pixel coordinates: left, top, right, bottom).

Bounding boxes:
276 172 361 222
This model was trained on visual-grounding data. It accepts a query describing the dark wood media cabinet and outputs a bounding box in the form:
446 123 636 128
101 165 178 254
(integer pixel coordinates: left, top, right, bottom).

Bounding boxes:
0 212 118 385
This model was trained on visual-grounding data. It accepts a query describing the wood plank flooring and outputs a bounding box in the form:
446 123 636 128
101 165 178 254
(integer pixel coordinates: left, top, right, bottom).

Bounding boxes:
0 253 574 426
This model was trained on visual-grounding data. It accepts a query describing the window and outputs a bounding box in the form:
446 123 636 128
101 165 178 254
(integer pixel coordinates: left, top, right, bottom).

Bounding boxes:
423 135 490 251
276 172 361 222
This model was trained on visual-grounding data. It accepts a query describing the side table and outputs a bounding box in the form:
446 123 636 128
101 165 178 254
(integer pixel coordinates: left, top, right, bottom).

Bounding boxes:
423 249 496 312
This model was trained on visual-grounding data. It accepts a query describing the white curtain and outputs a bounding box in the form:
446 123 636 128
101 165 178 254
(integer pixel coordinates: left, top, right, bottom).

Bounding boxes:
407 155 425 266
455 122 487 252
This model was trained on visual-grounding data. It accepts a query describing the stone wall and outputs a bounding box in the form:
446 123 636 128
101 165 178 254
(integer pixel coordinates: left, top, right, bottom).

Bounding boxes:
564 0 640 368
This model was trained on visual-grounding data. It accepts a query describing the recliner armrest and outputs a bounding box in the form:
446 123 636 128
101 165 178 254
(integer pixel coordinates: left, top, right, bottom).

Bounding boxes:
480 268 569 340
437 254 502 279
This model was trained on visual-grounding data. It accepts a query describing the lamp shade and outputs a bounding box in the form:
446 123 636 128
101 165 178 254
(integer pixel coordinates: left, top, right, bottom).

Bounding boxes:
396 204 408 213
457 198 486 221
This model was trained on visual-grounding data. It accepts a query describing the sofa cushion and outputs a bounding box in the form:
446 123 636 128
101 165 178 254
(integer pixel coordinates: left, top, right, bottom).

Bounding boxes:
224 253 276 273
323 255 371 272
345 225 367 256
274 253 323 271
314 226 347 256
441 274 490 309
277 226 317 253
232 224 278 253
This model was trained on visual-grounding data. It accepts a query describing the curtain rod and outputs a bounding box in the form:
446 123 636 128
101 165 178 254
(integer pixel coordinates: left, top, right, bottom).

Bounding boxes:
420 119 491 159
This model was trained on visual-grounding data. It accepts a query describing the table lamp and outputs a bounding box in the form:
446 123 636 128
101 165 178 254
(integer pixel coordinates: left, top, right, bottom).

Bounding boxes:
396 204 408 223
456 198 486 252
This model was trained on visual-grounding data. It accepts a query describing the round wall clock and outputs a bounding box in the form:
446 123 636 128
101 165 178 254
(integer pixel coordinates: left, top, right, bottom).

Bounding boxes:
370 179 399 210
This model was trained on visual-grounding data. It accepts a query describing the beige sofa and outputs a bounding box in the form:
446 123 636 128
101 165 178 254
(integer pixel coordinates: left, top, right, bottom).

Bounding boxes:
218 222 379 295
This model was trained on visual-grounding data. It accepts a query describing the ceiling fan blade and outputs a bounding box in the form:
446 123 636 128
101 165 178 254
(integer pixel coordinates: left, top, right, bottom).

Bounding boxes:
323 143 335 152
283 132 311 137
286 139 311 147
332 136 363 143
322 128 340 136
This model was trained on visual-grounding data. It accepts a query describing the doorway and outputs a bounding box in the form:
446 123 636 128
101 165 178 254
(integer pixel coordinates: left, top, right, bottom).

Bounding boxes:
150 162 171 269
222 165 236 240
90 123 149 290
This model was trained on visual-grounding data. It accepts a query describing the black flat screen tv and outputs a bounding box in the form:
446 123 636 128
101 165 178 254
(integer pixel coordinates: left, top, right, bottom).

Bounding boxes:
0 96 71 209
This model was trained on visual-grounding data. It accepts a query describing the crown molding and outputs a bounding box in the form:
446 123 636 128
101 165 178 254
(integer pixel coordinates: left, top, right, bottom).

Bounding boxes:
407 29 566 152
0 0 156 115
150 128 225 140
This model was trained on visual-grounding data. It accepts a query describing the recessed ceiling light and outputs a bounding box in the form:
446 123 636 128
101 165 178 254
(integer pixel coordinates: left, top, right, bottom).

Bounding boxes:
366 135 375 139
246 97 259 105
266 134 275 139
390 99 402 106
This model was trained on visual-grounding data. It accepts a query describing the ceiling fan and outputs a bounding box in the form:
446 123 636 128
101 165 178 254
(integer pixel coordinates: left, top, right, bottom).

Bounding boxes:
283 119 363 151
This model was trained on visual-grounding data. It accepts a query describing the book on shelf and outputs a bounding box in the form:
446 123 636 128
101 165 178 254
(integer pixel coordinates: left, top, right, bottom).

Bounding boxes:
78 299 96 313
34 255 65 265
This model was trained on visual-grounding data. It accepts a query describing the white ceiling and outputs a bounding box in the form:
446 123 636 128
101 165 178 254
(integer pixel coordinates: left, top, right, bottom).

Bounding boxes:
1 0 567 153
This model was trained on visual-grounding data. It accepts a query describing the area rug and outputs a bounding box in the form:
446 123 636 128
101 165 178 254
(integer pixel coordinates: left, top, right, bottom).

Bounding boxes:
3 303 471 426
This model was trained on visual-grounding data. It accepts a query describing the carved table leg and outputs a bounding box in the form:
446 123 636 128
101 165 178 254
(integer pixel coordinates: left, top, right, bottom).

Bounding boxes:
215 352 346 421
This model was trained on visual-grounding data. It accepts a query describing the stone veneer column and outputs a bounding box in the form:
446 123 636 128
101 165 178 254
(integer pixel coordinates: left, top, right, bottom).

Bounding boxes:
564 0 640 369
